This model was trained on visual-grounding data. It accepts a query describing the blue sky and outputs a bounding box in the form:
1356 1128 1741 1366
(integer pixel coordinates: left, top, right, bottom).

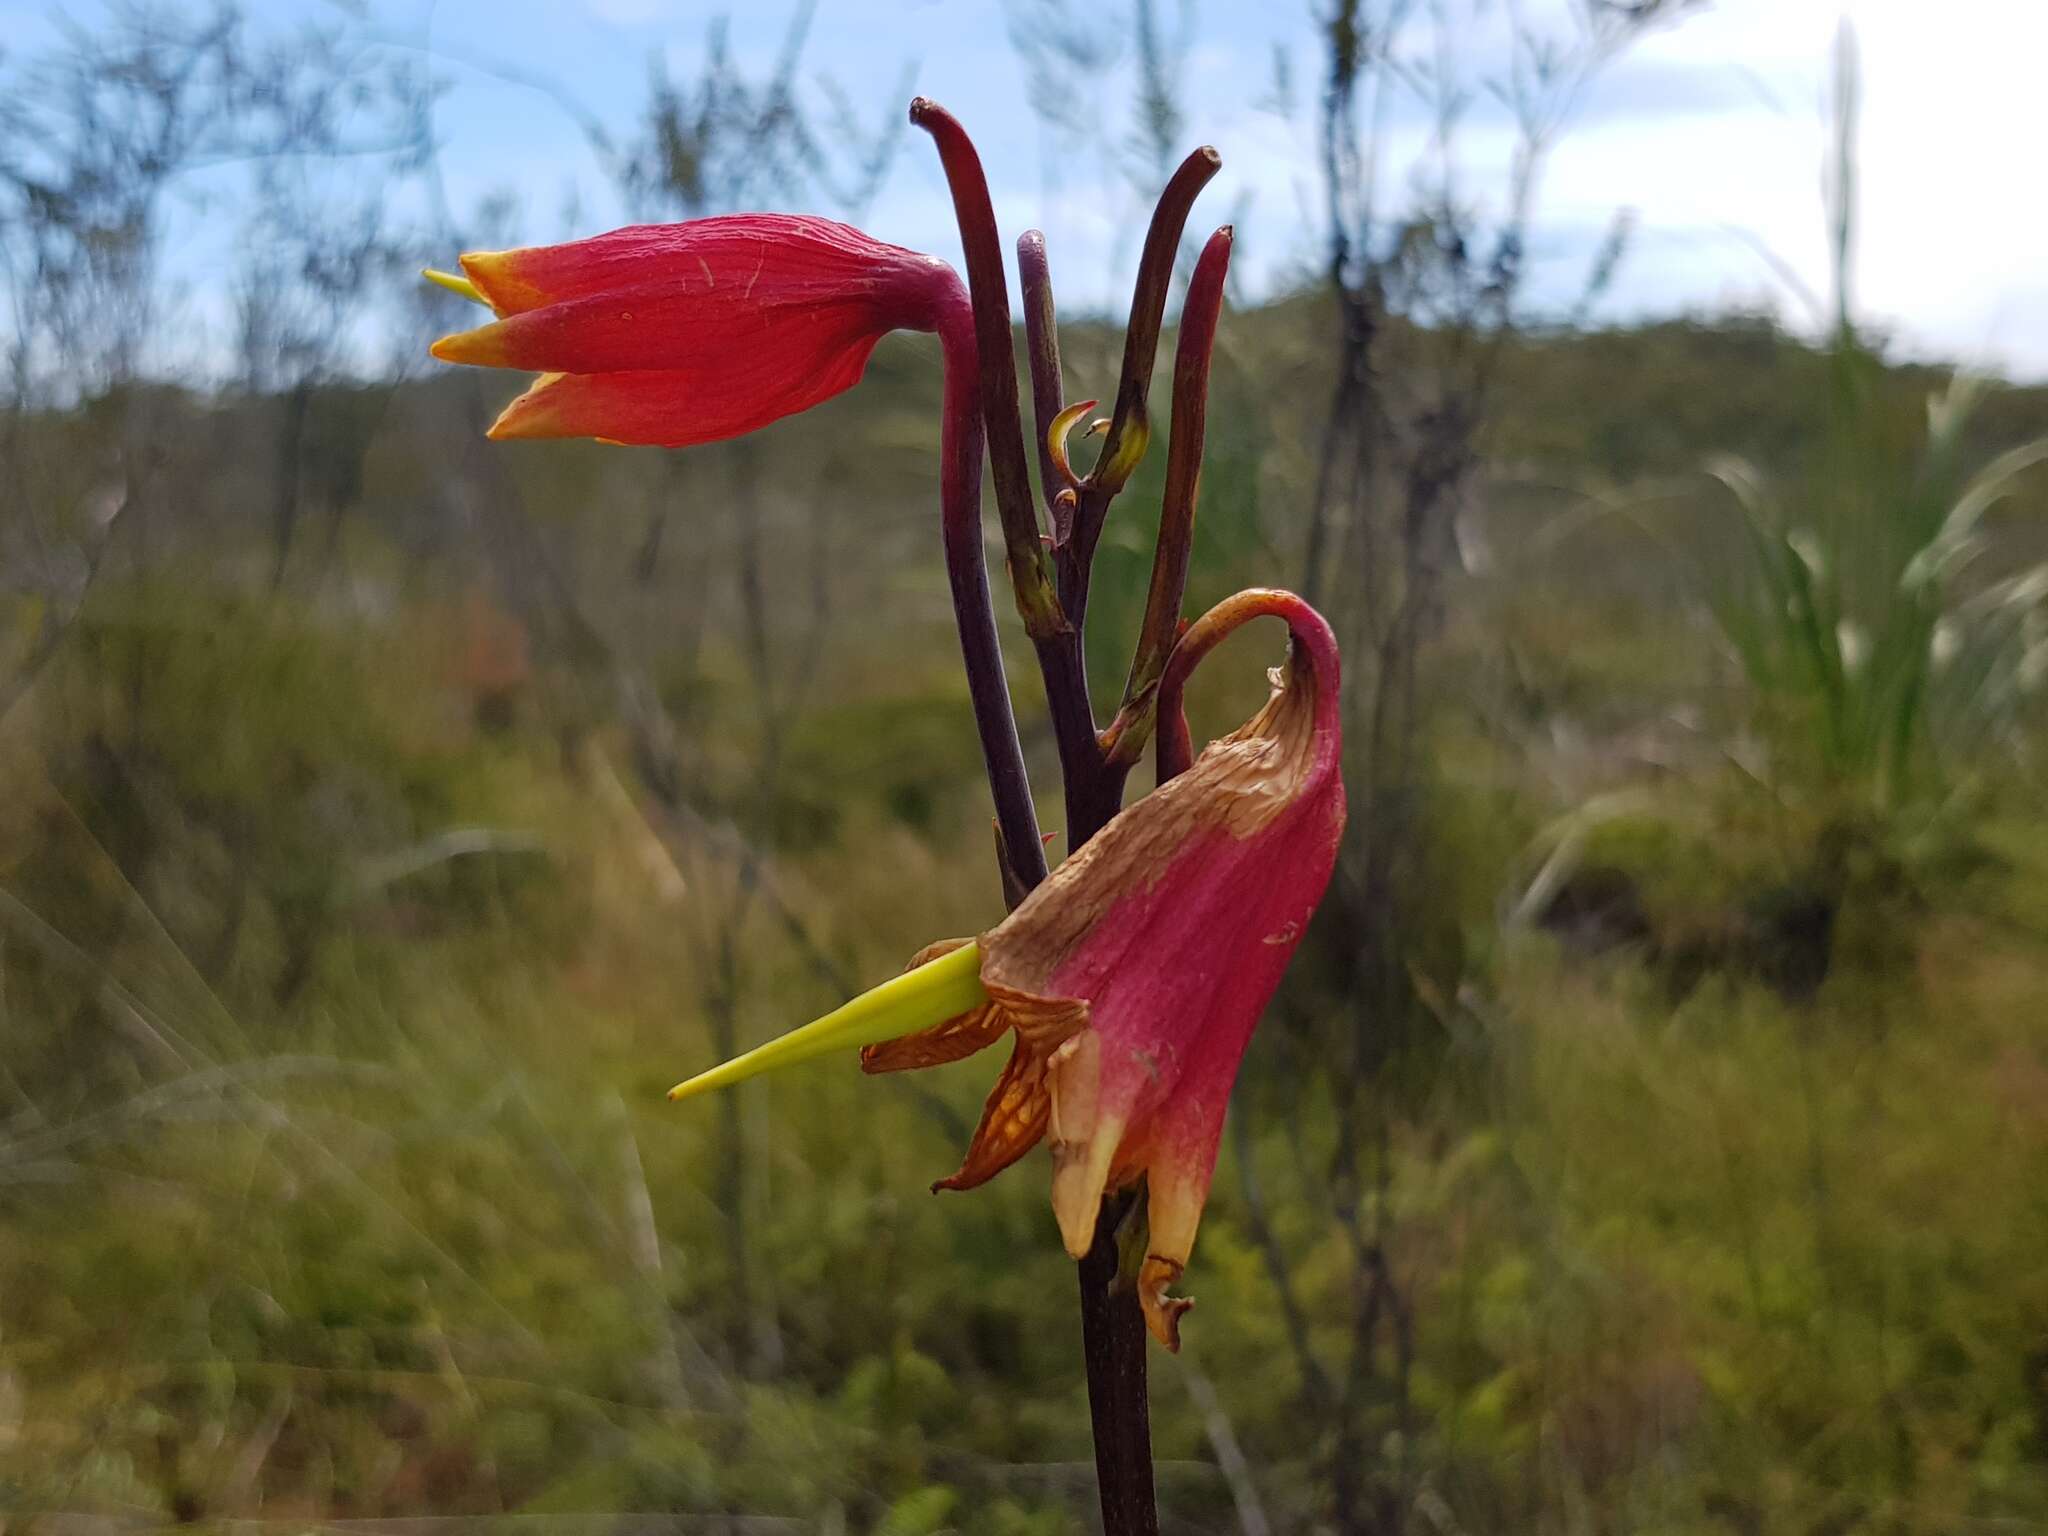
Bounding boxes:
9 0 2044 377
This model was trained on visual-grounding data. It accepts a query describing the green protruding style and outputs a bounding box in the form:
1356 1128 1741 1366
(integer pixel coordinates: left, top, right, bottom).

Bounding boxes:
667 940 987 1103
423 267 488 307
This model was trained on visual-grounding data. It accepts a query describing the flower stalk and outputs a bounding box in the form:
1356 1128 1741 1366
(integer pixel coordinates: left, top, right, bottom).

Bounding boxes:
909 112 1229 1536
1019 231 1069 508
1079 1194 1159 1536
909 99 1064 643
426 104 1316 1536
1106 223 1235 781
932 299 1051 894
1060 145 1222 628
911 97 1114 852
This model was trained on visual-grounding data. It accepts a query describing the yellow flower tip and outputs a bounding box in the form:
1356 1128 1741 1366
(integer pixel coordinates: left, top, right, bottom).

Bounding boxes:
481 374 569 441
667 940 988 1105
428 321 514 369
422 267 488 307
1139 1164 1204 1351
1050 1109 1122 1259
458 249 547 315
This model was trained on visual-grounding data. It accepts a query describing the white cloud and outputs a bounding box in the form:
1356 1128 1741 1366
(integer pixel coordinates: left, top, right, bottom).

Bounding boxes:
422 0 2048 376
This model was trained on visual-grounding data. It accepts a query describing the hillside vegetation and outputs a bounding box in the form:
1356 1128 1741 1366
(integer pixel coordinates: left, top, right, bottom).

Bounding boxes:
3 304 2046 1534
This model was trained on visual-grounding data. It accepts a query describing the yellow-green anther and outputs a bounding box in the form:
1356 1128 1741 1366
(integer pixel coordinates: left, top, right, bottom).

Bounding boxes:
423 267 488 307
667 940 988 1104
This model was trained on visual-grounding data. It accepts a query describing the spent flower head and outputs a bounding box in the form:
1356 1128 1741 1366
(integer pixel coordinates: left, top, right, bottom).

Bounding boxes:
669 589 1346 1349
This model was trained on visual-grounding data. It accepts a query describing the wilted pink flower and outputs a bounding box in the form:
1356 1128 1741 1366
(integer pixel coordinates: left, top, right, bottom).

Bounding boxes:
669 589 1345 1350
868 589 1343 1347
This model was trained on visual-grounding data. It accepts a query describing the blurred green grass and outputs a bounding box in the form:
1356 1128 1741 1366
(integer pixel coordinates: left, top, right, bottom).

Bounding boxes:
1 309 2045 1533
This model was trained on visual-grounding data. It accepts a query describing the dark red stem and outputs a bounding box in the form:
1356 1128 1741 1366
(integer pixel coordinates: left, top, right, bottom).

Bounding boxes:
1105 224 1234 786
1018 230 1070 526
913 102 1114 856
912 98 1107 855
913 97 1169 1536
1061 145 1222 630
1078 1188 1158 1536
931 298 1048 895
910 98 1061 640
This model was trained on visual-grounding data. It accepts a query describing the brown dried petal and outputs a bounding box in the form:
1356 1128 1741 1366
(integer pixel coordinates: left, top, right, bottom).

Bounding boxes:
933 983 1089 1193
859 1003 1006 1074
1138 1254 1194 1352
859 939 1006 1074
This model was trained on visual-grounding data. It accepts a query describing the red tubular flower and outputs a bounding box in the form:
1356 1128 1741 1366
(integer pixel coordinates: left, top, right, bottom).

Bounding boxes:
667 589 1345 1350
429 215 965 447
427 205 1051 898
